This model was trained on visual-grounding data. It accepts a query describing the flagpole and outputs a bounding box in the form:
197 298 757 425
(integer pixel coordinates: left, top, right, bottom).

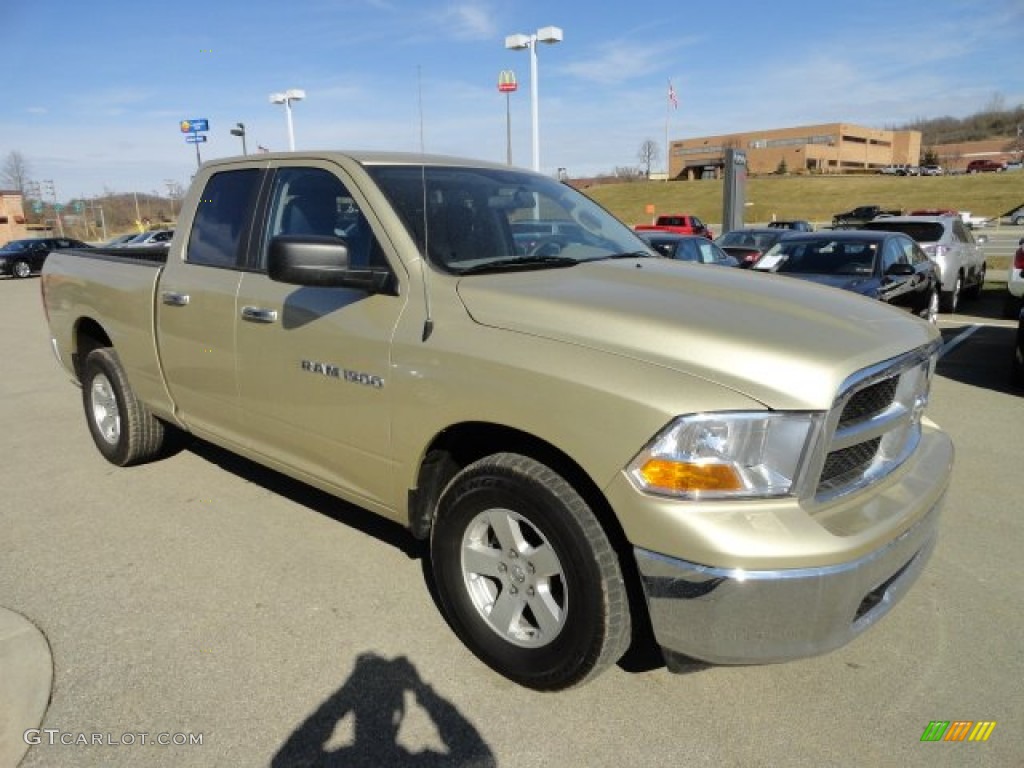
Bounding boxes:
665 79 677 179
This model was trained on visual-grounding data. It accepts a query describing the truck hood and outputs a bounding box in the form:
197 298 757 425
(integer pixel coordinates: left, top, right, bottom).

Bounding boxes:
455 259 936 411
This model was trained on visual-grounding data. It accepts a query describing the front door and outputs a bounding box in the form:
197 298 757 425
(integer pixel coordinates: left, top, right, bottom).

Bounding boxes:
234 163 405 512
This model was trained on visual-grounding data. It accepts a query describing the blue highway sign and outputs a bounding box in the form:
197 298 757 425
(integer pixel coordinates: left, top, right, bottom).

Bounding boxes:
185 134 208 144
180 119 210 133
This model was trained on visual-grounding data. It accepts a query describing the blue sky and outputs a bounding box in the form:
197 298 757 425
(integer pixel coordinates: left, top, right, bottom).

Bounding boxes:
2 0 1021 200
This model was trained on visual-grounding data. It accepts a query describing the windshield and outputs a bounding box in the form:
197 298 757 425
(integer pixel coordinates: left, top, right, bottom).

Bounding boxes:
0 240 32 252
717 231 780 250
862 221 944 242
754 238 878 275
366 164 650 273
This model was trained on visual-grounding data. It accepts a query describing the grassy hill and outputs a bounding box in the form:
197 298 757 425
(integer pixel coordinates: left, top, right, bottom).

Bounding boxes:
583 172 1024 229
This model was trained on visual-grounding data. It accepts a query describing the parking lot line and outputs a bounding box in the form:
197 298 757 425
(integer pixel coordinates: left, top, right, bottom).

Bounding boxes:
939 324 982 358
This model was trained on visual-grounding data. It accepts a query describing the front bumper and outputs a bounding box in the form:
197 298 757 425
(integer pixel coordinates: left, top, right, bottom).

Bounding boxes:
634 491 943 665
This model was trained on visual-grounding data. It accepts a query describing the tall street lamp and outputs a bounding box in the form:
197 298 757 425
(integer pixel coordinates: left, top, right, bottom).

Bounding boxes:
269 89 306 151
505 26 562 172
230 122 248 155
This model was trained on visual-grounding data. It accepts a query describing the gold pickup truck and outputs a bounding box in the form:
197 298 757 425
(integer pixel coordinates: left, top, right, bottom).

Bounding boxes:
41 152 953 691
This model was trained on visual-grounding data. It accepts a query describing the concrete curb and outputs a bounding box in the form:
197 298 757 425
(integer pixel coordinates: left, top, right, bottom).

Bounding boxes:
0 609 53 768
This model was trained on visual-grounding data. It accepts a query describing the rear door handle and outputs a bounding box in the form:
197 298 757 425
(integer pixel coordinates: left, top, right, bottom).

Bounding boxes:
161 291 190 307
240 306 278 324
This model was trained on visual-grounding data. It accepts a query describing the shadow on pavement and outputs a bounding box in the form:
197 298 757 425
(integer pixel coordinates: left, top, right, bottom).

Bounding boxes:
185 440 426 560
272 653 496 768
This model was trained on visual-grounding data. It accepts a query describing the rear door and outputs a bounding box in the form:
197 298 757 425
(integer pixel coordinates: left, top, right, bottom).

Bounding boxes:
233 161 406 511
156 166 266 446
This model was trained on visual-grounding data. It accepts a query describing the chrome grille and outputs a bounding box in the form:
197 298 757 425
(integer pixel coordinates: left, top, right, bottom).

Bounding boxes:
813 342 938 501
839 378 898 427
820 438 882 488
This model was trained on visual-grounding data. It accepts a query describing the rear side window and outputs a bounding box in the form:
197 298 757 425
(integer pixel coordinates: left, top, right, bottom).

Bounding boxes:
186 169 261 268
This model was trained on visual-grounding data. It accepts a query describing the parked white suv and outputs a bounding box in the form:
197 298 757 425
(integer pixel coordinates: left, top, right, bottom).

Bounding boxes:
862 214 986 312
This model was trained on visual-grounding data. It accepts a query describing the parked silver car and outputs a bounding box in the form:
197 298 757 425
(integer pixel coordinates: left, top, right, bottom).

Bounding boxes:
862 214 986 312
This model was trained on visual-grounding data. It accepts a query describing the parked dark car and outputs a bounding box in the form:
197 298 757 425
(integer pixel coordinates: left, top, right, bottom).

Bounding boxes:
752 231 940 323
767 220 814 232
637 232 739 266
714 227 794 267
0 238 93 279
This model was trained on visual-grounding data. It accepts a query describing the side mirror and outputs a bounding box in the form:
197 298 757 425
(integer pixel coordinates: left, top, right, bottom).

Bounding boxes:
885 262 915 277
267 235 393 293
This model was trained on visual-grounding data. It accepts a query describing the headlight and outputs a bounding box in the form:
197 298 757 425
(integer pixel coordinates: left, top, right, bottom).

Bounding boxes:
627 412 822 500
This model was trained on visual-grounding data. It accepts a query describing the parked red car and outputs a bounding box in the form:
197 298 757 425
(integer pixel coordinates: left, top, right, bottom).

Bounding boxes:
633 214 713 239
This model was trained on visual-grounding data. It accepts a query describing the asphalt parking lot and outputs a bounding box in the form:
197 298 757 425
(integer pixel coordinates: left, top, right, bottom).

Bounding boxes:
1 275 1022 768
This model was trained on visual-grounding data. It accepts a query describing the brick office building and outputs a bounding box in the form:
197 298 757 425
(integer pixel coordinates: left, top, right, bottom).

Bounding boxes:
0 191 28 242
668 123 921 179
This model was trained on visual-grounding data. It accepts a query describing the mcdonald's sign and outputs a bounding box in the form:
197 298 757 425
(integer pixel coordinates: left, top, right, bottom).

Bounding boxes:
497 70 518 93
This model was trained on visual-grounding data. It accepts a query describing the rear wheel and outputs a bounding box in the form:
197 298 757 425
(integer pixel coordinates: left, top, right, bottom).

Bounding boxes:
964 265 986 300
940 274 962 313
431 453 631 691
11 260 31 279
81 348 166 466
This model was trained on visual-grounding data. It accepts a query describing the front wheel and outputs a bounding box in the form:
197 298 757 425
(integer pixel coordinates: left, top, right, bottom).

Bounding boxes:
430 453 631 691
924 288 939 324
81 348 167 466
11 260 31 279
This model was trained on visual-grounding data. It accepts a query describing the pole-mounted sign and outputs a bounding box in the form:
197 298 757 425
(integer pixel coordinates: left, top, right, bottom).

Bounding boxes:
180 118 210 168
497 71 517 166
497 70 518 93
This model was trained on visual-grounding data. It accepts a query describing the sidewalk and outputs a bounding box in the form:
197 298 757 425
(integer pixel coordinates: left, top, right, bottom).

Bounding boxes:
0 609 52 767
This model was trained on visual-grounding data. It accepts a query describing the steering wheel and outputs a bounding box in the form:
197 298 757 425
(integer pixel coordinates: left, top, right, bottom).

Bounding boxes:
528 237 567 257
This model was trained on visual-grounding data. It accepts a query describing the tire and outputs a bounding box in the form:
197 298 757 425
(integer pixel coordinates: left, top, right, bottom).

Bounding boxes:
11 260 31 279
940 274 962 313
1014 216 1024 226
925 288 939 324
81 347 166 466
430 453 631 691
964 265 985 300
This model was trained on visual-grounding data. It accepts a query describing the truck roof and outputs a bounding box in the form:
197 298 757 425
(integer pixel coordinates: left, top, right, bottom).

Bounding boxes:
200 150 515 171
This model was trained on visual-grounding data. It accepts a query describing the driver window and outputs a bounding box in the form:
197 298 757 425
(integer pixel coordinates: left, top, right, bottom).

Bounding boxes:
263 167 383 270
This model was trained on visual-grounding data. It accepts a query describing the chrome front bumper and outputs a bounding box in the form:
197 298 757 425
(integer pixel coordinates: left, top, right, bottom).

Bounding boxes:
634 490 944 665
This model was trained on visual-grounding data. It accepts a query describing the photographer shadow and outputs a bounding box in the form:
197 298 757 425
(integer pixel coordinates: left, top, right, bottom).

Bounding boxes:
272 653 495 768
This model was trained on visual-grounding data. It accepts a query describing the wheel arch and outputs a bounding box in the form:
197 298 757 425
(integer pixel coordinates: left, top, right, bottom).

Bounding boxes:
408 421 623 543
410 421 657 673
71 317 113 381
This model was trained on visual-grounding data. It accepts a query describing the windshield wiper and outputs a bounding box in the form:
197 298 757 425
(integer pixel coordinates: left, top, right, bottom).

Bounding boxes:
457 255 580 274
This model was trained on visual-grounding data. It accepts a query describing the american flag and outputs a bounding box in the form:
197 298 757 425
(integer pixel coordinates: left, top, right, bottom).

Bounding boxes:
668 80 678 109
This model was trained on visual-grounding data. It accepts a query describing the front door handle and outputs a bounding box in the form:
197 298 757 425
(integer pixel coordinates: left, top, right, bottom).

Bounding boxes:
161 291 190 307
240 306 279 324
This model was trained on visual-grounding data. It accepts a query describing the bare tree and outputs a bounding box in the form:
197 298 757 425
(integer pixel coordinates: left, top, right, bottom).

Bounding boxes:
1 151 31 193
637 139 660 178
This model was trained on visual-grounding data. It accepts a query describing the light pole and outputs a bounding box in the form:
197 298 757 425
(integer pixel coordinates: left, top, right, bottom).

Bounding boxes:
230 122 248 155
497 70 518 165
269 89 306 151
505 26 562 172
